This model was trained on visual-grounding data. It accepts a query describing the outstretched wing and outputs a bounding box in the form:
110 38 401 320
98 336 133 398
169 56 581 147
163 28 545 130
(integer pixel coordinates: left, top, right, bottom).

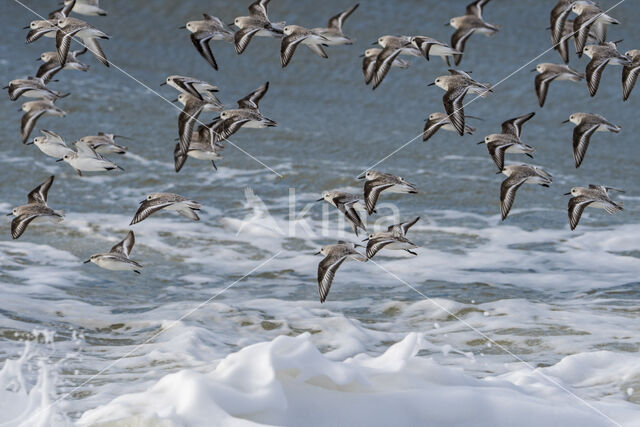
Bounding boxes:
501 112 535 138
450 27 474 66
110 230 135 258
586 57 610 97
443 86 469 136
534 72 558 107
237 81 269 109
234 26 261 54
622 63 640 101
11 214 39 239
372 47 402 89
327 3 359 31
248 0 270 20
568 195 593 230
130 199 173 225
363 180 394 214
191 32 218 70
280 33 308 67
317 255 347 303
500 175 527 220
486 141 513 171
572 122 599 168
27 175 55 205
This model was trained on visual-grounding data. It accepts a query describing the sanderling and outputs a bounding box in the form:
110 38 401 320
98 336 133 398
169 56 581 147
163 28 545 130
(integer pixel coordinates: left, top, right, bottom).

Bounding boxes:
478 112 536 170
181 14 234 70
533 63 583 107
174 121 225 172
317 191 367 236
554 18 598 64
550 1 594 46
27 129 74 159
622 50 640 101
233 0 284 54
429 69 492 135
371 35 420 89
423 112 477 141
6 77 68 101
563 113 621 168
572 3 619 56
479 134 536 171
499 164 552 221
410 36 461 64
361 48 409 85
363 217 420 259
315 241 366 303
448 0 499 66
130 193 201 225
9 176 64 239
20 99 67 144
565 185 624 230
55 17 110 67
358 170 418 215
37 48 89 83
583 42 631 97
77 134 128 155
211 82 276 142
312 3 359 45
280 25 329 67
59 141 123 175
65 0 107 16
161 75 221 103
84 231 143 274
175 92 224 157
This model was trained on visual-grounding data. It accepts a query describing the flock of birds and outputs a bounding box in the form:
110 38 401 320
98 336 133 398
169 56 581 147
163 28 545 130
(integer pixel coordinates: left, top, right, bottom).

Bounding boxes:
4 0 635 303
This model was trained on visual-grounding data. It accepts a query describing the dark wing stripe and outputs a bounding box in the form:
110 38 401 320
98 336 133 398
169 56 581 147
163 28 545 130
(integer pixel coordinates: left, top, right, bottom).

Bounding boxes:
535 72 558 107
586 58 609 97
177 101 204 157
501 112 535 138
366 238 394 259
56 28 79 65
450 28 474 65
500 176 527 220
191 32 218 70
28 176 54 204
568 196 593 230
423 119 444 141
622 65 640 101
234 27 261 54
317 256 347 303
443 86 469 136
280 34 307 67
487 142 512 171
21 109 46 144
86 38 109 67
363 181 393 214
372 48 402 89
36 61 63 83
11 214 39 239
362 56 376 84
130 200 172 225
174 143 188 172
573 123 599 168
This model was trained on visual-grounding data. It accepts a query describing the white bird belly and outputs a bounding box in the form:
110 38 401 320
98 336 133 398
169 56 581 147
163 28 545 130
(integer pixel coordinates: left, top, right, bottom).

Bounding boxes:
70 157 115 171
188 150 222 160
39 144 73 159
94 258 138 271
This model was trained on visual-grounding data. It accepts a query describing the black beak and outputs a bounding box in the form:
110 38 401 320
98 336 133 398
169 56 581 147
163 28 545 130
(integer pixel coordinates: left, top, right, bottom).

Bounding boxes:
114 134 131 140
171 98 178 103
353 243 363 248
6 213 13 216
562 119 570 123
477 141 484 145
362 238 369 242
357 174 365 179
530 68 537 72
316 198 324 202
178 25 186 29
55 158 64 162
83 259 91 263
427 82 436 86
564 192 572 195
371 41 378 45
36 57 41 61
23 25 30 29
444 22 450 26
496 171 503 174
227 22 234 27
160 82 167 86
314 251 321 255
25 140 34 145
358 53 365 57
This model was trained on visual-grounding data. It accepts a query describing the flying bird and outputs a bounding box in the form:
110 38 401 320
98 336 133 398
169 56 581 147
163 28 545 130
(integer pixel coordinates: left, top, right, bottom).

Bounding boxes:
317 191 367 236
499 164 552 221
565 185 624 230
312 3 359 45
130 193 201 225
232 0 285 54
533 63 583 107
564 113 620 168
622 49 640 101
358 170 418 215
583 42 631 97
9 176 64 239
315 241 366 303
363 217 420 259
84 231 143 274
448 0 499 66
181 14 234 70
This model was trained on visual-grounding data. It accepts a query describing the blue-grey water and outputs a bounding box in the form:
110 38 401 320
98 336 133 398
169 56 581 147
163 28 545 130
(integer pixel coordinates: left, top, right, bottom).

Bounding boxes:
1 1 640 425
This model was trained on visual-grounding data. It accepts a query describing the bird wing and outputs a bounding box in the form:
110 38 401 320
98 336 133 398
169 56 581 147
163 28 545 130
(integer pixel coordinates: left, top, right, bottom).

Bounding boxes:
362 55 377 84
572 122 599 168
466 0 491 18
173 143 188 172
586 57 610 97
85 37 108 67
573 13 596 56
622 63 640 101
486 141 514 171
366 237 397 259
450 27 474 66
443 86 469 136
237 81 269 109
363 180 394 214
280 33 309 67
248 0 270 20
36 60 63 84
317 255 347 303
423 117 446 141
177 99 204 156
130 199 174 225
74 140 101 158
11 214 39 239
501 112 535 138
500 175 527 220
372 47 403 89
191 32 218 70
110 230 135 258
27 175 54 205
534 72 558 107
327 3 359 31
213 117 251 142
234 26 261 54
55 25 82 65
21 109 46 144
568 195 594 230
